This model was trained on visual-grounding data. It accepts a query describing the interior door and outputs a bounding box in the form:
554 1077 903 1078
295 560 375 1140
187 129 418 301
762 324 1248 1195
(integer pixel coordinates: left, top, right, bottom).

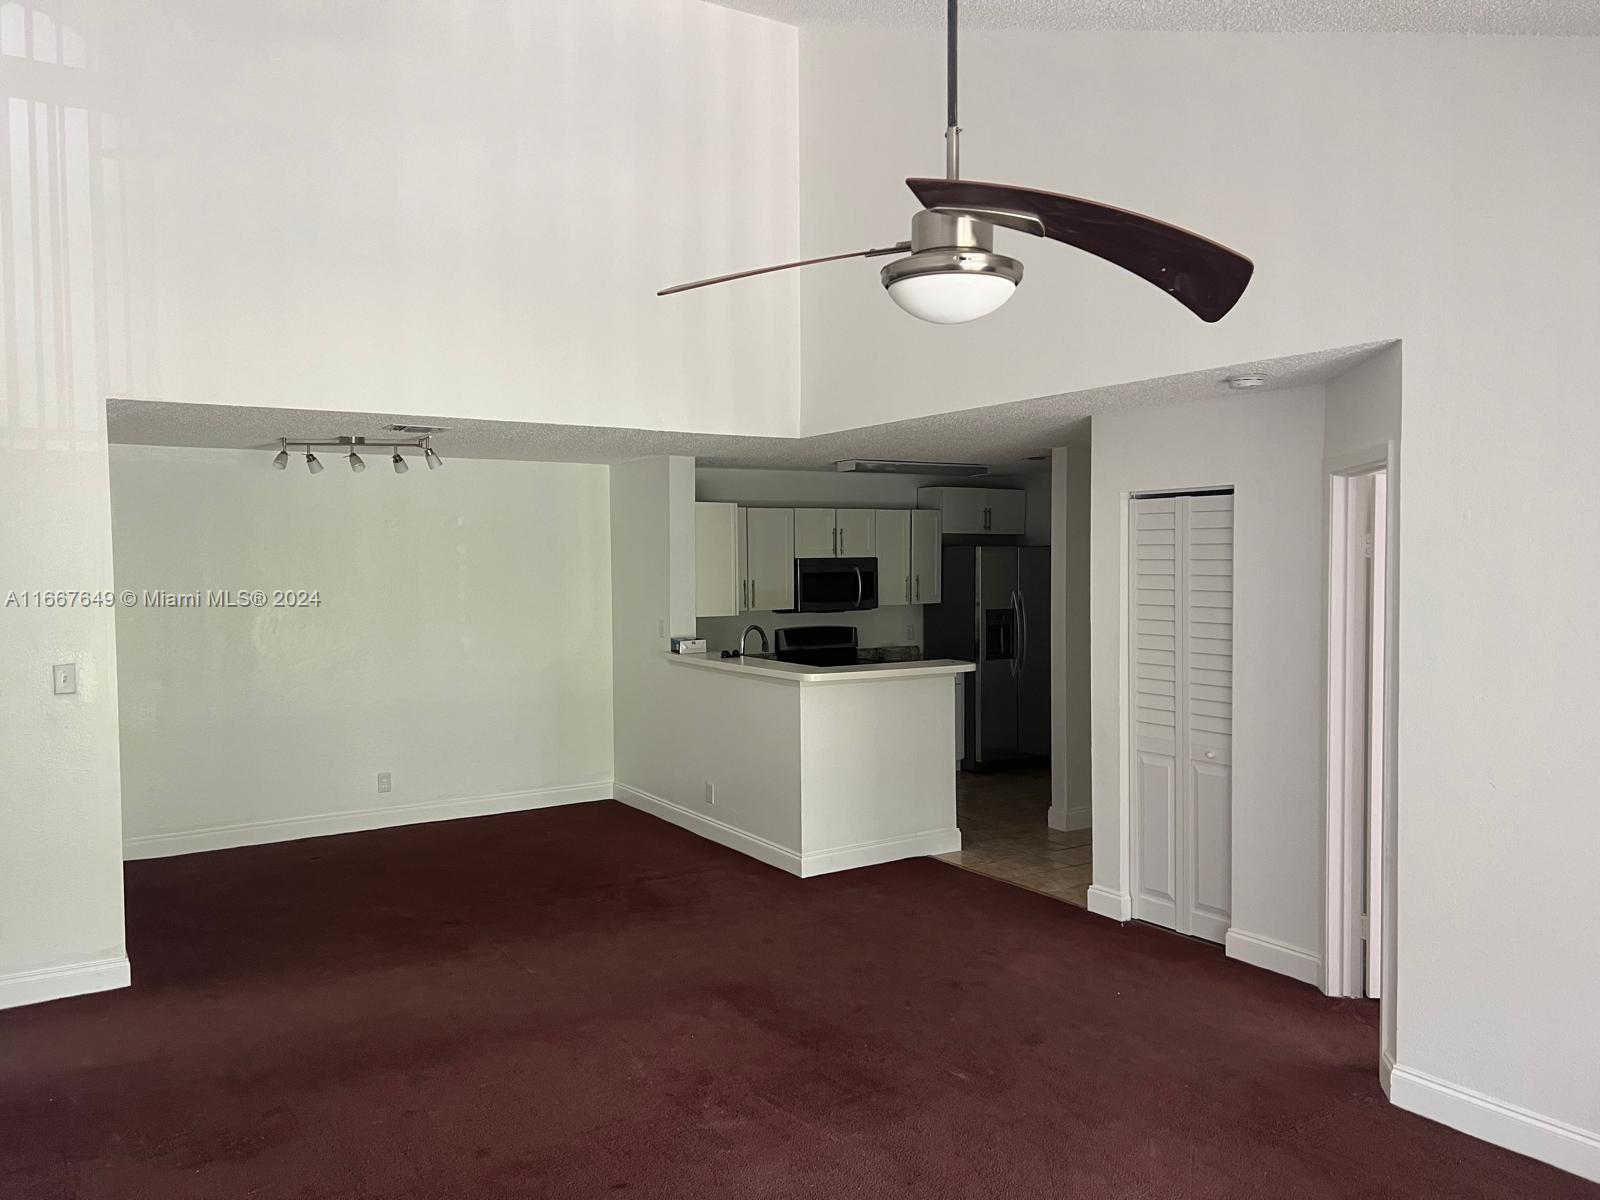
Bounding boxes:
874 510 912 605
911 509 942 603
793 508 836 558
976 547 1020 763
1016 546 1052 756
835 509 875 558
1130 493 1233 943
745 508 795 611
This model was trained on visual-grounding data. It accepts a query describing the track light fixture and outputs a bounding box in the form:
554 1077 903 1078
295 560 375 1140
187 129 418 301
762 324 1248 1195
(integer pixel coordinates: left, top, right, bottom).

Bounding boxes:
272 434 439 476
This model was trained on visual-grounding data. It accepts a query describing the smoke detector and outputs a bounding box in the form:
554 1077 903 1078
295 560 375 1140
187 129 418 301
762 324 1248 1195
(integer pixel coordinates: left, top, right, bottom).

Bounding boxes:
1225 373 1268 390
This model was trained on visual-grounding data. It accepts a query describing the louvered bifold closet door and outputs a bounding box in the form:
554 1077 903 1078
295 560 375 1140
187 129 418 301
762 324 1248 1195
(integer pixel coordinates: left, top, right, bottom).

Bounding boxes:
1130 493 1233 943
1131 499 1181 931
1182 494 1233 943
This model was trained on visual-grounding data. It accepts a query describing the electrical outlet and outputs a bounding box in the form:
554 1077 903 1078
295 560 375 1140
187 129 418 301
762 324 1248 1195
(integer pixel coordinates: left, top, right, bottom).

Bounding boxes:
52 663 77 695
377 772 392 794
704 782 715 806
905 623 915 641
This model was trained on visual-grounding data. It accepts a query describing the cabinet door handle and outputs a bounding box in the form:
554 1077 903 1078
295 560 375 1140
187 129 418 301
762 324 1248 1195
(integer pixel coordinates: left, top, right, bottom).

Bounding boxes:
832 526 838 555
914 573 920 602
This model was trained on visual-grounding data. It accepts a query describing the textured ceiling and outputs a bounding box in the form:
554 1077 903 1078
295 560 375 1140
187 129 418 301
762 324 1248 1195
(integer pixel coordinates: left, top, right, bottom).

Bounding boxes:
107 342 1388 471
707 0 1600 36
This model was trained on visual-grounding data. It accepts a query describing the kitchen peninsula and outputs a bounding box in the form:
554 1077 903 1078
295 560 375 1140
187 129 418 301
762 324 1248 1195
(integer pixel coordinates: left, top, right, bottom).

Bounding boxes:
614 652 973 877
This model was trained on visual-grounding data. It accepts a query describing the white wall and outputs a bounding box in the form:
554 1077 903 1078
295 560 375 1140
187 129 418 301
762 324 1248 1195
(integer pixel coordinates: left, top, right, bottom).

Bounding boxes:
1049 437 1091 831
69 0 799 435
0 441 129 1009
800 29 1600 1165
109 447 613 854
1089 387 1328 969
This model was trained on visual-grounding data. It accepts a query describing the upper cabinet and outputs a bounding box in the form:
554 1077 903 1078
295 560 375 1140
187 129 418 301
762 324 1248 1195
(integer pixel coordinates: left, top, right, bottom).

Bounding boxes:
911 509 943 603
875 510 912 605
917 486 1027 536
795 508 875 558
695 502 741 618
744 508 795 611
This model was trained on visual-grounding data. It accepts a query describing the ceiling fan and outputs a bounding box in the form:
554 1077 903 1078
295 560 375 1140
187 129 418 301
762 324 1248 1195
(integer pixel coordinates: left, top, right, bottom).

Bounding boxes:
659 0 1253 325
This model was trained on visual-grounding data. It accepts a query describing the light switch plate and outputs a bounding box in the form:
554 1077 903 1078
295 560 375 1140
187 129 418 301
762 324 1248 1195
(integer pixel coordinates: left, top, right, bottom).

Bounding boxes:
377 772 392 794
52 663 77 695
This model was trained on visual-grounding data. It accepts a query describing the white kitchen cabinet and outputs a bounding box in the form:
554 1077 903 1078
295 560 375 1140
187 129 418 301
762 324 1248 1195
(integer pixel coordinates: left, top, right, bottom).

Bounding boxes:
911 509 942 603
917 486 1026 536
793 508 837 558
836 509 875 558
695 502 741 617
744 507 795 611
875 509 912 605
794 508 875 558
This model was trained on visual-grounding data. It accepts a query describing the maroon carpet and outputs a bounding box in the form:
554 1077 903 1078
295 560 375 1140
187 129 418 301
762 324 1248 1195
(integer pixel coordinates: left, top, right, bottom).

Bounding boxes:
1 802 1590 1199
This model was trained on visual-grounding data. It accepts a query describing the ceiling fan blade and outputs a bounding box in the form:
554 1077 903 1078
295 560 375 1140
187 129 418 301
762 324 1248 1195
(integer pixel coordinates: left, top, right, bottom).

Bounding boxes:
907 178 1253 322
659 243 910 296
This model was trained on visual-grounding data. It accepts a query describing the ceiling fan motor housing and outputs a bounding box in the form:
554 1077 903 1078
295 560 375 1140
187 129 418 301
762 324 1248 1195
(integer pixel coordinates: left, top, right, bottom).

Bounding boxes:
880 209 1024 292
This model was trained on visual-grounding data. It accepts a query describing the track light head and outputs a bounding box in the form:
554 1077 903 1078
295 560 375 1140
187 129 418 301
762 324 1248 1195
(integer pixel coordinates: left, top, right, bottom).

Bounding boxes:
391 449 408 474
348 448 366 473
424 442 444 470
305 450 323 475
272 441 290 470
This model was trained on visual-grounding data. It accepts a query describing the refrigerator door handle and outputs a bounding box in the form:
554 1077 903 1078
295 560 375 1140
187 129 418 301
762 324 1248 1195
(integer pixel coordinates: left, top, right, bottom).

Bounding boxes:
1010 590 1021 678
1016 586 1029 678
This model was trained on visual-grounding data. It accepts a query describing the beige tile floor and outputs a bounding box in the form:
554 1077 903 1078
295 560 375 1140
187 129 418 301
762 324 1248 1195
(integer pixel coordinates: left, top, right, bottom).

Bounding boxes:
935 763 1092 907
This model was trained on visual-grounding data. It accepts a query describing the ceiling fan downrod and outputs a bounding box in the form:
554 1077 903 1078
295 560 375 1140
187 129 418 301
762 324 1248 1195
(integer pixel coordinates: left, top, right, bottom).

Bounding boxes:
945 0 960 179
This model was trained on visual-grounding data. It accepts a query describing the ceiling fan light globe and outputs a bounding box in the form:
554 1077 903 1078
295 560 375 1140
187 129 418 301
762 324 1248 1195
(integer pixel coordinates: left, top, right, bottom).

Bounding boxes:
880 249 1022 325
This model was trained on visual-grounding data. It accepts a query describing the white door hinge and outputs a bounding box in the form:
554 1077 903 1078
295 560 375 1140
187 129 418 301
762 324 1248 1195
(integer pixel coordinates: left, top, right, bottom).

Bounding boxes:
1360 912 1370 940
1363 533 1375 559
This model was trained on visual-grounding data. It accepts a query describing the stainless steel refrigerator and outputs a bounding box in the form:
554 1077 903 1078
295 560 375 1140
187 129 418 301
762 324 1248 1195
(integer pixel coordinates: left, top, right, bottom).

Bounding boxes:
924 545 1051 770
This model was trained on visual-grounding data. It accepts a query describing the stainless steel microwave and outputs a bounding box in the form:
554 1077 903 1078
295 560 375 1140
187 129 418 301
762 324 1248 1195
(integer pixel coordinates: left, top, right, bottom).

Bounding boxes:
793 557 879 612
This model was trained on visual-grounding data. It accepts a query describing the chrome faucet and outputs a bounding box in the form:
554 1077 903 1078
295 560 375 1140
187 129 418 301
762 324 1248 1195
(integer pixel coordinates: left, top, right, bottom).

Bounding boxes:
739 624 770 657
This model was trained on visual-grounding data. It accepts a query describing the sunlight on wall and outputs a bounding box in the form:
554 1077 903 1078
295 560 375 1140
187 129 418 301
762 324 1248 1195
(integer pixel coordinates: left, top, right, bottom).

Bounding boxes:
1 0 134 449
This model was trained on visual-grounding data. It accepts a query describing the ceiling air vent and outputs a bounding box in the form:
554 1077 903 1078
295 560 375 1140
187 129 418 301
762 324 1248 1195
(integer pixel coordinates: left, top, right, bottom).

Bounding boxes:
382 424 447 434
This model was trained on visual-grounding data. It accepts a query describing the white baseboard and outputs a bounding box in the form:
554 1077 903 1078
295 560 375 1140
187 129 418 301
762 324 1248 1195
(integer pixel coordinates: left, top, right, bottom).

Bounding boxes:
1224 928 1322 987
1047 802 1092 832
614 783 802 874
799 827 961 876
0 956 131 1012
1086 885 1131 922
1380 1048 1396 1099
1391 1064 1600 1184
123 782 612 860
614 783 959 878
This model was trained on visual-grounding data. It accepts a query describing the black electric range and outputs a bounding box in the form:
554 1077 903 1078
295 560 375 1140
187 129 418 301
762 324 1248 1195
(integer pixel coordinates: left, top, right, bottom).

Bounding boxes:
771 625 926 668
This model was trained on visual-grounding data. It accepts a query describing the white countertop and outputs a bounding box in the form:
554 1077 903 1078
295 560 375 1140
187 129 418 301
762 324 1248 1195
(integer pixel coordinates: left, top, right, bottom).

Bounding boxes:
665 651 974 686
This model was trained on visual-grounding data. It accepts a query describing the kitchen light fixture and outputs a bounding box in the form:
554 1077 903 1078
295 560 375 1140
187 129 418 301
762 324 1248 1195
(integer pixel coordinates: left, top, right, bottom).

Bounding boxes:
658 0 1253 325
1226 373 1268 389
835 459 988 477
273 435 437 475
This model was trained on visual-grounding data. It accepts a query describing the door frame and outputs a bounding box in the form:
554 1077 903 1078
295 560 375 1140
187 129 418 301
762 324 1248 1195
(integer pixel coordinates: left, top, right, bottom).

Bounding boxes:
1322 445 1397 1005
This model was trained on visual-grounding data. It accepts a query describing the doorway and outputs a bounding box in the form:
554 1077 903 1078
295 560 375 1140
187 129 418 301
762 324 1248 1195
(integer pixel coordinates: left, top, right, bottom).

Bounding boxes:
1326 462 1391 998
